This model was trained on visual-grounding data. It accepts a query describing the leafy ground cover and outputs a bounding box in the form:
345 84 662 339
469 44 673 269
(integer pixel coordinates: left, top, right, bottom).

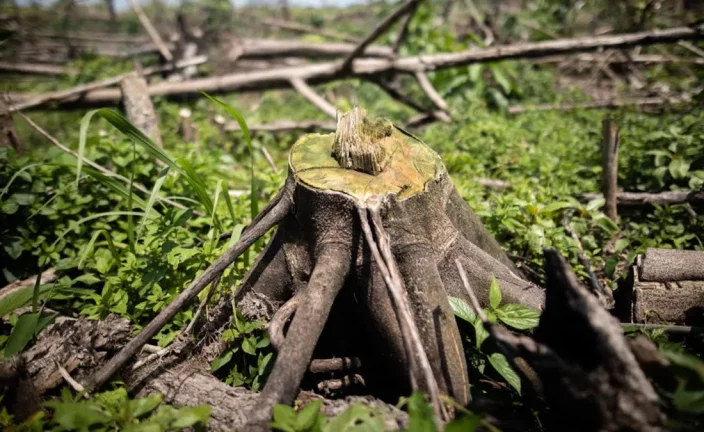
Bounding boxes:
1 1 703 430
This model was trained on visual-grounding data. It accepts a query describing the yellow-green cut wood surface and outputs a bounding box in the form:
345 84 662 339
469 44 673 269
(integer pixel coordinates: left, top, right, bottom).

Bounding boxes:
289 127 442 202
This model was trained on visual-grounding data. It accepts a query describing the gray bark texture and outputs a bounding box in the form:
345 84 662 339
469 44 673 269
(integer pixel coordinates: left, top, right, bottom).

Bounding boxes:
1 314 407 431
486 250 666 432
119 75 163 148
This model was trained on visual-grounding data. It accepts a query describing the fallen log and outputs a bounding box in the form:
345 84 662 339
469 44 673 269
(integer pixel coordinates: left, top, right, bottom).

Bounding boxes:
243 13 360 44
10 24 704 108
582 189 704 207
1 314 408 431
615 249 704 325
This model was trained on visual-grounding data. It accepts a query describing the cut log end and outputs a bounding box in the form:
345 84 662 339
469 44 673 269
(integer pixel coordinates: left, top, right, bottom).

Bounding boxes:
332 107 392 175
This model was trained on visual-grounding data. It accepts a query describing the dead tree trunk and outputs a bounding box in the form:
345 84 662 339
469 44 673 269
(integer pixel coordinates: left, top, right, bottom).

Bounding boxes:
119 76 163 148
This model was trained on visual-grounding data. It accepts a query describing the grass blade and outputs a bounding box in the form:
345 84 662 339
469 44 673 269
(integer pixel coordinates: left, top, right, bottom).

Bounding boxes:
138 166 170 237
201 93 258 220
31 265 43 313
51 211 145 248
76 109 99 188
98 108 214 215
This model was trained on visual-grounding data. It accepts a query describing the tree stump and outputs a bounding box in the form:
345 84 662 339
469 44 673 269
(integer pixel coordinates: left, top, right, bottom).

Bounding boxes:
233 108 544 426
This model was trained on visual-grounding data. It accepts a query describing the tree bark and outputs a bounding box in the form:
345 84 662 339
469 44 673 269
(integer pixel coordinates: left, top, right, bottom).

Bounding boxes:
120 76 163 148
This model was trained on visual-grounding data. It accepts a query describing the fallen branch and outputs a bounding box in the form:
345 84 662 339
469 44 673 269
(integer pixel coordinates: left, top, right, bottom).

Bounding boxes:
341 0 422 71
413 71 449 113
582 189 703 207
9 56 208 112
127 0 172 61
0 61 67 76
290 78 338 118
10 24 704 108
225 119 337 133
391 0 419 53
508 94 693 114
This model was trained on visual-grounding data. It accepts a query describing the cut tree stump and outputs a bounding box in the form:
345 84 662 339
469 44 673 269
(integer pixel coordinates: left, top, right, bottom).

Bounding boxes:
88 107 544 429
615 248 704 325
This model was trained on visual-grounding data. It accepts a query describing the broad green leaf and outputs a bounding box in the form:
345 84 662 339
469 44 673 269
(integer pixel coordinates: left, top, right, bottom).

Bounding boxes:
324 403 384 432
170 405 211 428
474 319 489 349
487 352 521 394
495 304 541 330
449 296 476 324
128 393 163 418
489 276 501 310
668 158 690 180
661 350 704 382
445 416 480 432
45 401 111 430
272 404 297 431
542 201 573 214
593 216 619 234
0 283 57 317
4 312 40 358
76 110 99 187
296 400 322 431
406 392 436 432
211 350 234 372
585 197 605 213
673 387 704 414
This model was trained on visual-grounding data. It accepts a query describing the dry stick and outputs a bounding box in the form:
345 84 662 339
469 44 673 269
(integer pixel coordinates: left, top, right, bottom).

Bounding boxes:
678 41 704 58
225 120 337 133
413 71 449 112
561 211 612 305
126 0 172 62
9 57 207 112
372 78 451 123
581 190 703 206
55 360 89 397
601 119 620 221
0 61 67 75
183 272 223 335
536 53 704 65
621 323 704 334
289 78 337 119
391 0 419 53
87 195 292 389
10 25 704 108
360 205 445 422
455 260 488 323
508 95 692 114
17 113 195 215
340 0 422 71
261 145 279 173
